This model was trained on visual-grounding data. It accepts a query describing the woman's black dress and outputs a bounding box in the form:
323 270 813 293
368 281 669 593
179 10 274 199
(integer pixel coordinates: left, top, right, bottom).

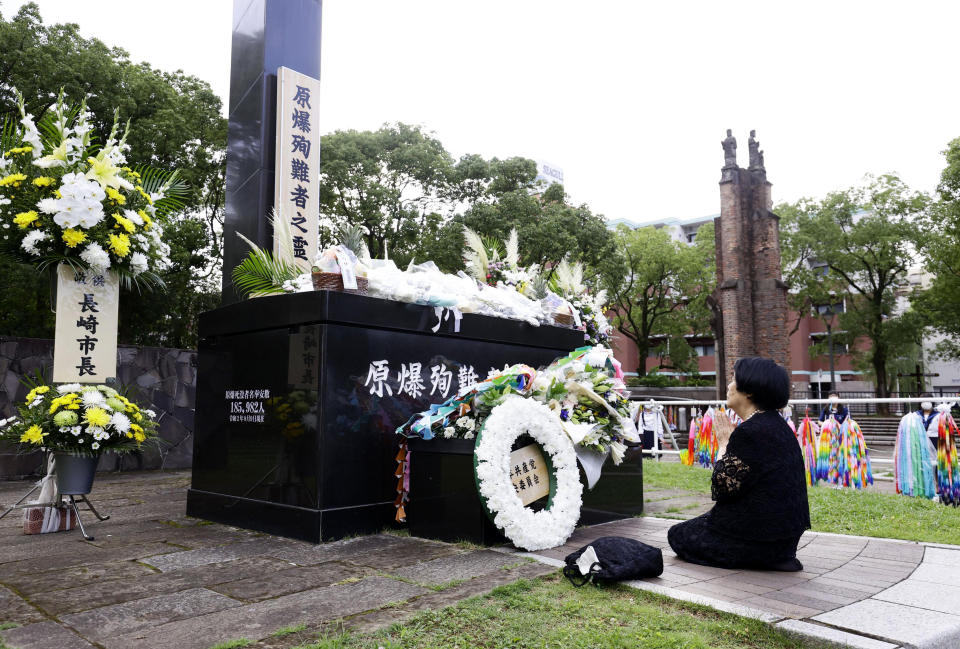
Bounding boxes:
668 410 811 571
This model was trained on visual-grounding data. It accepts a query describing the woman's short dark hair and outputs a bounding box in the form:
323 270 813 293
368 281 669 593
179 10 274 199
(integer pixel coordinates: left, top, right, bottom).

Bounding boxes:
734 357 790 410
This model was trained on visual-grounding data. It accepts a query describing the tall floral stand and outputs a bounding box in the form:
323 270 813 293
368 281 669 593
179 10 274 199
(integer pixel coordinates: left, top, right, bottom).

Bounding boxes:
55 453 110 541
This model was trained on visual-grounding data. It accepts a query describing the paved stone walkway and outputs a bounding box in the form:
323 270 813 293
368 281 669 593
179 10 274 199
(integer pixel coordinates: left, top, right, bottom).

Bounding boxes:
0 471 552 649
527 517 960 649
1 461 953 649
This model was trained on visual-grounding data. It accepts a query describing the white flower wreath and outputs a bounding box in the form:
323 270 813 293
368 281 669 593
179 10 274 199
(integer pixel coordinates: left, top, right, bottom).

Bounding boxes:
473 394 583 551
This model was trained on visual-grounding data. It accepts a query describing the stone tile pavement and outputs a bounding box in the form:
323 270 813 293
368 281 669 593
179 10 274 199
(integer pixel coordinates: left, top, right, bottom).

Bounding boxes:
1 465 955 649
526 516 960 649
0 471 553 649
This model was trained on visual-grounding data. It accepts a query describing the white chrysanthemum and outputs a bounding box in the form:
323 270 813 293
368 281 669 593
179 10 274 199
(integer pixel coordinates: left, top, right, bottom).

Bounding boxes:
129 252 148 275
0 194 10 207
442 426 455 439
125 209 144 226
36 197 58 214
57 383 83 394
81 390 106 407
91 442 100 450
110 412 131 434
21 230 49 255
144 409 156 418
80 241 111 270
474 395 582 551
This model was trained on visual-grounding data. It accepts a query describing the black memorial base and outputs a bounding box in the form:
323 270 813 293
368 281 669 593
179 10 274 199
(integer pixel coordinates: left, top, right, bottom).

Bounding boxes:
405 438 644 546
406 438 507 546
186 291 584 543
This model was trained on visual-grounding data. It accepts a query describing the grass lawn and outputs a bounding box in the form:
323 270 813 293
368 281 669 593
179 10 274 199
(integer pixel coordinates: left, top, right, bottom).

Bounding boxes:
285 575 830 649
643 460 960 545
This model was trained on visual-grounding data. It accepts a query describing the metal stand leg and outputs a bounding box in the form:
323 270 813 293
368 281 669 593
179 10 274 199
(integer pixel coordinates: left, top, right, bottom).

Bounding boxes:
0 483 40 521
68 496 94 541
78 495 109 521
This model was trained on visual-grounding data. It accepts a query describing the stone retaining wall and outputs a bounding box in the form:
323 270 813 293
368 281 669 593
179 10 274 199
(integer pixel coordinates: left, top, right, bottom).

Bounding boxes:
0 336 196 479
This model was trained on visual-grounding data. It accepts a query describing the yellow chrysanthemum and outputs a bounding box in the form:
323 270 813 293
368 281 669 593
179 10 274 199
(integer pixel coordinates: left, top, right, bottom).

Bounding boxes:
0 173 27 188
62 228 87 248
48 393 79 414
136 186 153 204
13 211 39 229
138 210 153 230
84 407 111 428
32 176 55 187
4 146 33 156
25 385 50 404
130 424 143 435
112 213 135 233
132 412 143 422
134 432 146 443
108 232 131 257
106 187 127 205
20 425 47 445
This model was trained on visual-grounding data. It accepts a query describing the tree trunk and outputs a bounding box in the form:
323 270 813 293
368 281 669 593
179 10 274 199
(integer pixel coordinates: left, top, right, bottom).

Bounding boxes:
634 338 649 377
873 343 890 415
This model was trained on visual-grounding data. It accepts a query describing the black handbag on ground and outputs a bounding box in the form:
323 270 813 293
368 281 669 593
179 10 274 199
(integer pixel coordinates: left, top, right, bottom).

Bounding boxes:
563 536 664 586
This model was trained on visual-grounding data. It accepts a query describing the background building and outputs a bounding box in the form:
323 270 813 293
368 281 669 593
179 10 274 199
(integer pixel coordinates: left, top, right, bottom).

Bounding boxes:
607 215 873 394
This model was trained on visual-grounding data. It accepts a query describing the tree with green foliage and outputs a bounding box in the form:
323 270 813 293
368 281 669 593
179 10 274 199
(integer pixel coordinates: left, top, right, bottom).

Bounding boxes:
601 223 715 376
317 125 615 279
779 175 929 401
915 137 960 360
0 2 227 348
453 182 616 283
317 123 456 264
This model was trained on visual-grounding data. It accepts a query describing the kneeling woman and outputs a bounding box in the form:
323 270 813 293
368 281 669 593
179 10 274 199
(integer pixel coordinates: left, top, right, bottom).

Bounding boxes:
668 357 810 571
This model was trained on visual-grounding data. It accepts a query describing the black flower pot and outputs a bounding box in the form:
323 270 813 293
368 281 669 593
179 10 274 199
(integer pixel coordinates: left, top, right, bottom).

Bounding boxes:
54 453 99 495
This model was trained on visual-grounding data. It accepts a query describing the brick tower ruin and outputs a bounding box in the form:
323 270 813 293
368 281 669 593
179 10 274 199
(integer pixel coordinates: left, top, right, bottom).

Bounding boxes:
711 130 790 398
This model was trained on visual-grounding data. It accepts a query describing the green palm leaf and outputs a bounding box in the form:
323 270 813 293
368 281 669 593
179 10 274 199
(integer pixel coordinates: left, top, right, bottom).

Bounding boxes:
134 166 190 219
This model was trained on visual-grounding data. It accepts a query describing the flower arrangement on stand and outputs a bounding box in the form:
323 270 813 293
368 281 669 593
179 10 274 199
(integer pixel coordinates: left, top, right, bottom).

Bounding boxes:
0 89 185 286
0 381 159 539
0 382 158 456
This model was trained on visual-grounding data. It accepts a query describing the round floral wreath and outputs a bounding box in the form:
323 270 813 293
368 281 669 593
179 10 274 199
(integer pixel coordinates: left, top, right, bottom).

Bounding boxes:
473 395 583 551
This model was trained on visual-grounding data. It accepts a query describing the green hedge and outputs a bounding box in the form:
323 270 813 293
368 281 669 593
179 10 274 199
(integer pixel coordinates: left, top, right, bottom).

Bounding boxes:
625 374 714 388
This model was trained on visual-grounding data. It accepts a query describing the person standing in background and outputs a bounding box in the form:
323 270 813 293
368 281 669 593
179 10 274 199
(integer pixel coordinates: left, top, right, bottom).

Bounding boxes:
819 392 848 425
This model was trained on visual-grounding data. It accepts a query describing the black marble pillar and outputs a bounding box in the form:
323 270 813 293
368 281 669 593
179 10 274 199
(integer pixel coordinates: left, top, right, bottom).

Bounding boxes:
222 0 323 304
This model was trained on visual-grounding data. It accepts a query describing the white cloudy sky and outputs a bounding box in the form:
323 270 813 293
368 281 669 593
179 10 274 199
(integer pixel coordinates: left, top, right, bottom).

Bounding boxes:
6 0 959 225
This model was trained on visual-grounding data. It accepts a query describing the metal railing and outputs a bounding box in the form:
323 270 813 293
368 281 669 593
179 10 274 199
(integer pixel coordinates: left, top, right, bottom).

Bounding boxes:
631 395 959 465
791 389 960 417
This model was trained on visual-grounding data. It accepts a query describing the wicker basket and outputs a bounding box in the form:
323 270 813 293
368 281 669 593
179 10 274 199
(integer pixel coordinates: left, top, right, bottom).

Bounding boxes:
553 313 575 327
311 272 368 295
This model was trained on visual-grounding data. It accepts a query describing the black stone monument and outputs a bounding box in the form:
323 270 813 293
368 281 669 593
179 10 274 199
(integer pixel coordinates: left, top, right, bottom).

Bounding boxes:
186 292 587 542
222 0 322 305
191 0 644 546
